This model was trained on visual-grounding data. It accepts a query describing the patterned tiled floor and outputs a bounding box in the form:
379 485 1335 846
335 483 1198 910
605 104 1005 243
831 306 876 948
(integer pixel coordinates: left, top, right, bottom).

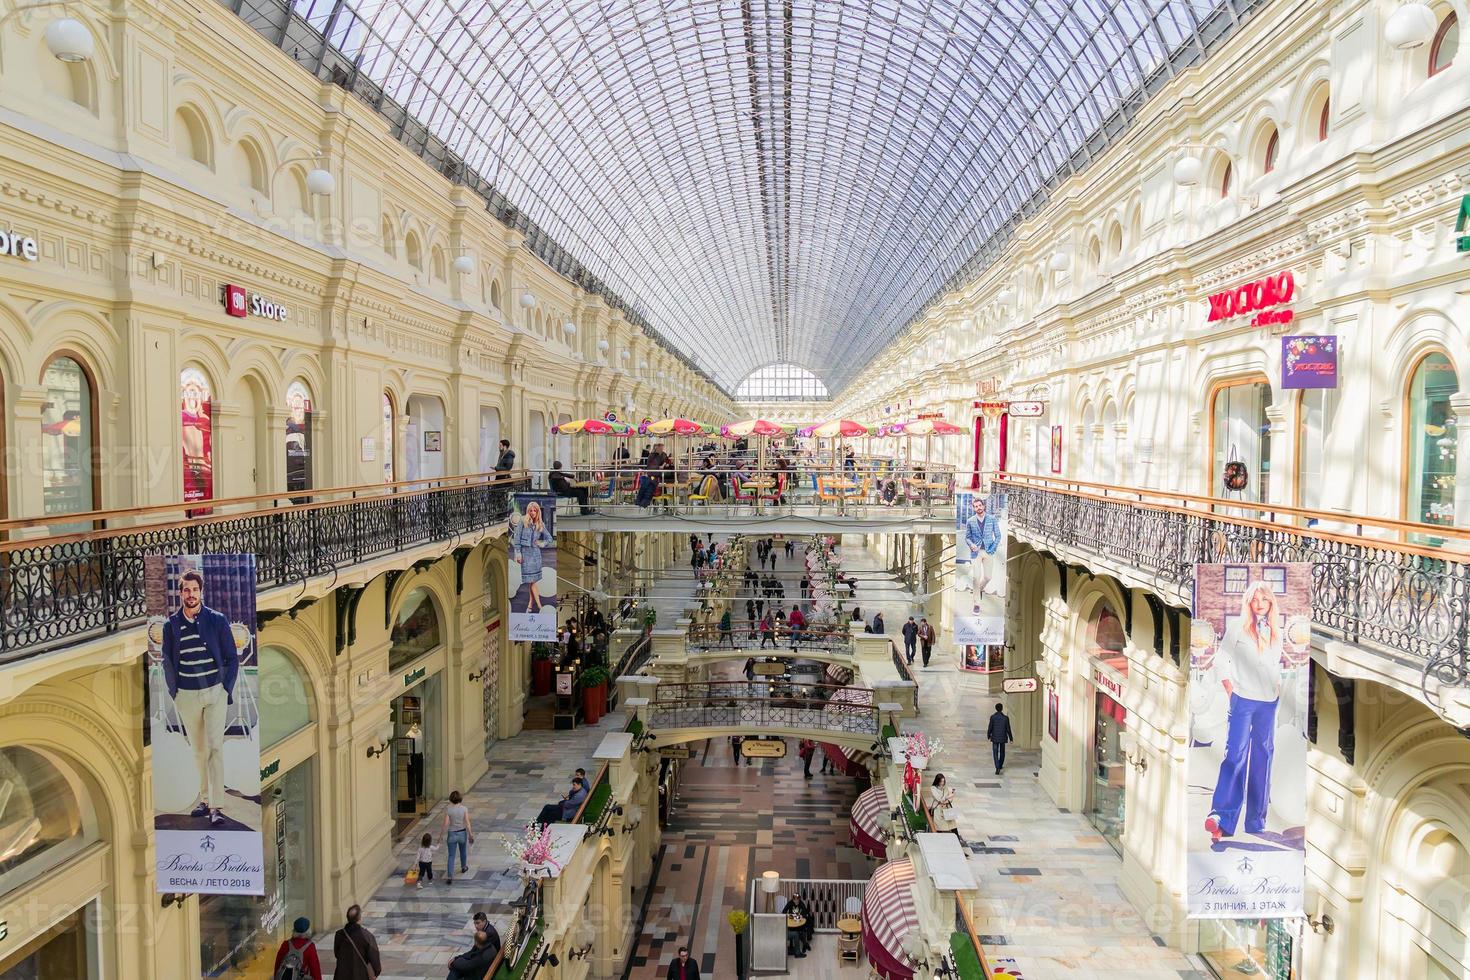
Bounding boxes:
319 537 1204 979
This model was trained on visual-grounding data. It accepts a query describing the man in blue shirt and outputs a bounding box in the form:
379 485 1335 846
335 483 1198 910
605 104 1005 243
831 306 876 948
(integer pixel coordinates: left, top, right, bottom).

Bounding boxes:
161 569 240 826
963 498 1002 605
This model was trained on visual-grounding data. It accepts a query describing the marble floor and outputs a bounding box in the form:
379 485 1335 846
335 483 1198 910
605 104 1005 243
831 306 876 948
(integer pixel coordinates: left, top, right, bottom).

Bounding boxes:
319 536 1206 980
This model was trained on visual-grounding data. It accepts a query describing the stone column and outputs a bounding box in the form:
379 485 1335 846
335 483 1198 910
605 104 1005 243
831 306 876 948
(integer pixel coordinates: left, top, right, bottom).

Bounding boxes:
1264 402 1290 509
1452 393 1470 531
263 406 288 493
10 385 49 519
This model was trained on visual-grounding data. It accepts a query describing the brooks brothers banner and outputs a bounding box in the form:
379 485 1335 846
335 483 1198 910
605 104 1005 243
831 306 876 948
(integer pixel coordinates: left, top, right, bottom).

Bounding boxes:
508 492 559 641
146 554 264 894
1188 562 1311 918
954 486 1009 668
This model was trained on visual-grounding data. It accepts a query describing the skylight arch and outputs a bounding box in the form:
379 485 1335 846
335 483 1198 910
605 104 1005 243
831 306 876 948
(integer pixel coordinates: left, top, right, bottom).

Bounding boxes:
735 364 830 402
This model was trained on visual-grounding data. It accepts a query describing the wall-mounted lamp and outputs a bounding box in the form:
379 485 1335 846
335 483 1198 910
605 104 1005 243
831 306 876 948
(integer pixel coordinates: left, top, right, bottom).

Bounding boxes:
365 739 390 759
563 320 577 337
519 290 537 309
567 923 596 959
0 6 97 63
597 339 610 353
1385 2 1437 49
1307 912 1335 935
160 892 189 909
265 153 335 215
1172 144 1258 208
451 249 476 276
468 667 489 682
621 804 643 833
1047 249 1071 273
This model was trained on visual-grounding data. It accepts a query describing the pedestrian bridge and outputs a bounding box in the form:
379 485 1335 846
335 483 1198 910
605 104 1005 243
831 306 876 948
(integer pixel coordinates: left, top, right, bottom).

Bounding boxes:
625 680 896 751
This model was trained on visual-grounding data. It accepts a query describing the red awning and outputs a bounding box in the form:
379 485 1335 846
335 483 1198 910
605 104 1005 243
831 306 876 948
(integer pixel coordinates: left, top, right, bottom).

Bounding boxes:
849 784 889 858
861 858 919 980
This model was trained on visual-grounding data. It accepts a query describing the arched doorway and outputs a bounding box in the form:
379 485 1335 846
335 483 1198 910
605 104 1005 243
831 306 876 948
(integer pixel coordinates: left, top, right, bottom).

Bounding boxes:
388 587 444 836
1084 601 1128 854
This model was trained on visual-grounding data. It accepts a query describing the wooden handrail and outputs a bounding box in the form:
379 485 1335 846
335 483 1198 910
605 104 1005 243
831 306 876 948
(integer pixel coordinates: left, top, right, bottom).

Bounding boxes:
570 762 610 825
997 471 1470 543
0 472 532 552
917 790 994 979
998 473 1470 563
0 467 532 532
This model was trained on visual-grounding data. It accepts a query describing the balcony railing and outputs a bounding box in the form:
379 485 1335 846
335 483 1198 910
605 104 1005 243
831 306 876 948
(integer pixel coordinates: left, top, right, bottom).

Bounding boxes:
685 620 854 654
0 473 530 660
646 680 879 737
998 473 1470 710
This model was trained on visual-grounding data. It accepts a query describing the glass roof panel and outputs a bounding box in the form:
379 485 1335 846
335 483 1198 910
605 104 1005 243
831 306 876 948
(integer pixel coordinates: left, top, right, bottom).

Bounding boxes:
315 0 1246 393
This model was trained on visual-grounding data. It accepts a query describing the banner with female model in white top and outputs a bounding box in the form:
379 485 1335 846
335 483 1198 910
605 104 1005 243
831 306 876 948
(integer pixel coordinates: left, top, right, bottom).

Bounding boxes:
508 492 558 641
1188 563 1311 918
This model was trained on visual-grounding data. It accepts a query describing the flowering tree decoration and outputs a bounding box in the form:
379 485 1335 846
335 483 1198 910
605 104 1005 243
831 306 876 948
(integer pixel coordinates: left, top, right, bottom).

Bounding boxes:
501 822 561 877
901 731 941 812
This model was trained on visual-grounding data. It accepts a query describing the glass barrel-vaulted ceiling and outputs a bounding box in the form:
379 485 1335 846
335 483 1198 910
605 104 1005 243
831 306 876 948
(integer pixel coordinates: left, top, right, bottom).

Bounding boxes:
299 0 1257 394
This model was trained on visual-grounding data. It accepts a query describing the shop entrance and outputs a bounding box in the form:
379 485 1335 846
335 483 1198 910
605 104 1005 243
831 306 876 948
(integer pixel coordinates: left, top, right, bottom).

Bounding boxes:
1086 604 1128 855
391 674 441 839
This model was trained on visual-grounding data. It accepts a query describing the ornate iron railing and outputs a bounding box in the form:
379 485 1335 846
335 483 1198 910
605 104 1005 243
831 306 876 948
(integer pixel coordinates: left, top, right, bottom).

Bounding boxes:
0 477 530 659
1001 477 1470 707
647 681 879 736
686 620 854 654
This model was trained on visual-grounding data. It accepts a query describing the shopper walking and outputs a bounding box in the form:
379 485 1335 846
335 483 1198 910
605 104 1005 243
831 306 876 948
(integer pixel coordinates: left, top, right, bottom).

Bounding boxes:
331 905 381 980
441 790 474 884
798 738 816 779
718 608 734 647
901 616 918 664
272 917 322 980
917 618 936 667
987 703 1014 775
666 945 702 980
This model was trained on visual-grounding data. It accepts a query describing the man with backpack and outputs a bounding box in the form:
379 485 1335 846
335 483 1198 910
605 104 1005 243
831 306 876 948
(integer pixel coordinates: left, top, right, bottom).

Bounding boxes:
273 918 322 980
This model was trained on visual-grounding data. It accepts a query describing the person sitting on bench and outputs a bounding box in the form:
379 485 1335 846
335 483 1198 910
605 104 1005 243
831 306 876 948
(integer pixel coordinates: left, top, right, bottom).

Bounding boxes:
535 776 588 825
549 461 590 512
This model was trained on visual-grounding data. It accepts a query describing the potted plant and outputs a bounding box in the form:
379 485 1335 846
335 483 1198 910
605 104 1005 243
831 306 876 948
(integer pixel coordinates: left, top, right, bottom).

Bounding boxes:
642 606 658 633
727 909 750 976
579 664 612 723
530 642 555 696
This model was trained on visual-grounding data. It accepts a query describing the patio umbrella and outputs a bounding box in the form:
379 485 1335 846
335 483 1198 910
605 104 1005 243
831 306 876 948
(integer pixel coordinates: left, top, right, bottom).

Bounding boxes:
722 419 786 481
892 418 966 482
645 418 709 480
804 419 870 477
550 418 632 469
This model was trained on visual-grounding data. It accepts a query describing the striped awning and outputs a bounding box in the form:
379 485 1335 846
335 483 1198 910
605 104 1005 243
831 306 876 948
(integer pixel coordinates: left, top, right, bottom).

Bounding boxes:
850 784 889 858
861 858 920 980
825 662 855 685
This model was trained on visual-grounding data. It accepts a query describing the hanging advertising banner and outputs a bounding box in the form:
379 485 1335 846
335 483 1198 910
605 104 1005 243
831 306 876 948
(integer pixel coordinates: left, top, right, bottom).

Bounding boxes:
1188 562 1312 919
146 553 263 895
180 367 214 504
1281 336 1337 390
954 487 1009 657
1050 426 1063 474
285 380 312 493
508 492 558 641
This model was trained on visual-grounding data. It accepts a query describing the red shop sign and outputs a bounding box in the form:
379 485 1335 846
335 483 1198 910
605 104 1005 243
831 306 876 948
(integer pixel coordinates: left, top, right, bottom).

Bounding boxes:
1206 271 1295 327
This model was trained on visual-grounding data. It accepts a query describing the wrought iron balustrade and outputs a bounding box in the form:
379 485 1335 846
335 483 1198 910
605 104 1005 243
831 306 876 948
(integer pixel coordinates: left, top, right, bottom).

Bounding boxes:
686 620 854 654
1000 476 1470 705
0 476 530 660
647 680 879 737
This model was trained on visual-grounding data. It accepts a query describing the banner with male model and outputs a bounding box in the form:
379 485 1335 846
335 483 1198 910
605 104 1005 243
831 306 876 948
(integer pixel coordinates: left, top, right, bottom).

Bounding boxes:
1188 563 1311 918
146 554 263 894
508 492 558 641
953 487 1008 650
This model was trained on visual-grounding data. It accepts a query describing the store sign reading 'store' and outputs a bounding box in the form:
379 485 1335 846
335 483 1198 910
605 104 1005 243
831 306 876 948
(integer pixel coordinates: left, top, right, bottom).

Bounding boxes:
1206 270 1295 327
222 284 288 321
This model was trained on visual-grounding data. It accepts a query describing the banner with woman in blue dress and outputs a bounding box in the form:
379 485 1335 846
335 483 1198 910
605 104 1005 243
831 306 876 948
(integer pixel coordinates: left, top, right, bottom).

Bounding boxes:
1188 562 1311 919
508 493 558 641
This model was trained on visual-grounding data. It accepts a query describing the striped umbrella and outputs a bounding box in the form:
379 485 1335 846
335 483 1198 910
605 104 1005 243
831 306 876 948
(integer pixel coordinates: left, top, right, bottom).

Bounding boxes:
850 784 891 858
644 418 707 436
552 418 632 435
861 858 920 979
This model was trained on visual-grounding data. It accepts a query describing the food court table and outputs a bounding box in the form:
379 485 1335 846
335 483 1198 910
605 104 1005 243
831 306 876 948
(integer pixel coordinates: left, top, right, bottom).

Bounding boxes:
836 916 861 935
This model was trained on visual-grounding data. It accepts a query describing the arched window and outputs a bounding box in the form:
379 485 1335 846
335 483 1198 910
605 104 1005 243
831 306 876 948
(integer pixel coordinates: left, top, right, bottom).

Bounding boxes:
1405 351 1458 535
258 647 312 748
389 587 441 671
1318 97 1330 142
405 232 423 271
285 379 314 493
1430 12 1458 76
490 279 502 310
0 746 98 897
382 391 396 483
173 106 210 167
40 355 95 517
381 217 396 258
735 364 829 401
1263 128 1279 174
1220 161 1233 200
1211 377 1273 503
431 245 445 281
1086 601 1128 855
1107 222 1122 258
234 139 266 194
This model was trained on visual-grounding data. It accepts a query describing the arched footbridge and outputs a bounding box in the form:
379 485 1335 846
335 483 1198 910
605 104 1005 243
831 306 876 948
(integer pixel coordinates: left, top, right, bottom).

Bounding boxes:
627 680 892 751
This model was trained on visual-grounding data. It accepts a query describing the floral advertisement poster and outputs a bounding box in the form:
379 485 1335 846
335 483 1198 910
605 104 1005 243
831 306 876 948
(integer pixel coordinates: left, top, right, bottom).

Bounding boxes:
1281 335 1337 390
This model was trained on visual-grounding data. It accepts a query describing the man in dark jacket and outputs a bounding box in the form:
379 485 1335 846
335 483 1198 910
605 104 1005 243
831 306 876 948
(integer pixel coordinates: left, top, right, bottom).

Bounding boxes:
548 461 589 511
332 905 381 980
900 617 918 664
447 930 498 980
494 439 515 476
987 703 1015 775
161 568 240 826
666 945 701 980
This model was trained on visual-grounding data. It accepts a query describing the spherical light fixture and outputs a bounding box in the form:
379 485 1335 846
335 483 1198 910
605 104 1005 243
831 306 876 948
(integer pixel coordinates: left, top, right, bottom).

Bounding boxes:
996 287 1016 307
597 339 610 352
1047 250 1071 273
304 168 335 197
1172 155 1204 188
658 370 667 381
44 18 93 63
1385 1 1437 49
452 253 475 275
639 360 648 371
619 349 630 361
519 290 537 309
563 321 577 336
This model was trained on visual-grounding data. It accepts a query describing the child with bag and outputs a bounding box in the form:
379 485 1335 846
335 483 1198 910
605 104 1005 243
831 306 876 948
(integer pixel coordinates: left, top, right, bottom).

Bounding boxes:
413 832 435 889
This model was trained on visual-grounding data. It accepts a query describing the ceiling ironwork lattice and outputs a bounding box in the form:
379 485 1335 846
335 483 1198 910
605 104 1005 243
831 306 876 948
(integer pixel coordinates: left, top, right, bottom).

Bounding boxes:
286 0 1258 394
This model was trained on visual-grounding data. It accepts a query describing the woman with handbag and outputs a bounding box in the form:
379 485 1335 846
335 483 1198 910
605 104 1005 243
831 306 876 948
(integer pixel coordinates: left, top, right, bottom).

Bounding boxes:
332 905 381 980
928 773 964 845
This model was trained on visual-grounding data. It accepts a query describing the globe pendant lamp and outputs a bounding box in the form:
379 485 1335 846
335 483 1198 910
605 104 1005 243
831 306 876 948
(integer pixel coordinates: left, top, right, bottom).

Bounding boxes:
44 18 93 63
1385 1 1437 49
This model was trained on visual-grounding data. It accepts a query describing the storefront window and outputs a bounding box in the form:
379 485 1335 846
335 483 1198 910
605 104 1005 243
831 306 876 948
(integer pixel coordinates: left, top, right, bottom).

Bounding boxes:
181 367 214 504
1212 379 1272 503
1199 917 1297 980
0 908 93 978
285 380 312 494
199 760 314 980
0 746 95 897
40 356 93 517
1406 352 1458 538
392 676 441 838
258 647 311 749
389 587 441 672
382 392 395 483
1088 605 1129 855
